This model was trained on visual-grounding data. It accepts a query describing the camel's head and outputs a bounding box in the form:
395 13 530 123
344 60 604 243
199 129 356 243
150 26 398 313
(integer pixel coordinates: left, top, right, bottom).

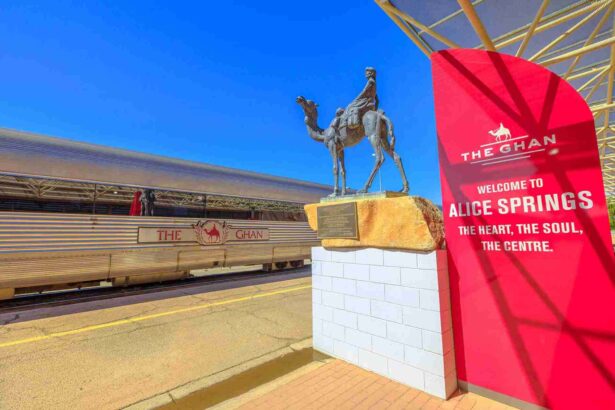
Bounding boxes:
296 96 320 126
296 96 317 113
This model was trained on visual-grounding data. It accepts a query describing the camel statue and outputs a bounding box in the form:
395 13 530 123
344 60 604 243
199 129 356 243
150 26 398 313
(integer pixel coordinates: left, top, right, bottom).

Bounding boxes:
488 123 511 142
296 96 409 196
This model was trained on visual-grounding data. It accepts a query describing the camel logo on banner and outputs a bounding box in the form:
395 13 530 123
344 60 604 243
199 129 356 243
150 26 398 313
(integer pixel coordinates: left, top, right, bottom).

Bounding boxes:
193 220 230 245
459 124 558 167
488 123 511 142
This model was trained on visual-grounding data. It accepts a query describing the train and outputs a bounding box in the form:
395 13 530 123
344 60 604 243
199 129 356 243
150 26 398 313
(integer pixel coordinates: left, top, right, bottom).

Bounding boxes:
0 128 330 299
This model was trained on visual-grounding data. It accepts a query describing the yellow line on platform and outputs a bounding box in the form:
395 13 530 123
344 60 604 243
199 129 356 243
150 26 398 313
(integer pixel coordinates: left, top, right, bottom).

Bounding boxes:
0 284 312 349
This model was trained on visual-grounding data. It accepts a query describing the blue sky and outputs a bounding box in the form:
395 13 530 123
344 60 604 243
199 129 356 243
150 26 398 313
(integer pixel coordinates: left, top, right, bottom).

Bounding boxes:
0 1 441 202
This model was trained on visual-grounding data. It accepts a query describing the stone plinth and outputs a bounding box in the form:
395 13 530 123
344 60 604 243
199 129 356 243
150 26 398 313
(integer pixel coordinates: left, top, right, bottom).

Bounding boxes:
304 195 444 251
311 247 457 399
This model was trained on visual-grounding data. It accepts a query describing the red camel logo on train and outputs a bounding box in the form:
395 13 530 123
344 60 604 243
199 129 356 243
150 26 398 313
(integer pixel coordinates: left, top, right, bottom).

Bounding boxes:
193 220 229 245
204 225 220 242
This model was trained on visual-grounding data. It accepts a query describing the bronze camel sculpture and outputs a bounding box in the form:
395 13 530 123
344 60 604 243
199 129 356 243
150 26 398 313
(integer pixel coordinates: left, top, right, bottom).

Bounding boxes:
296 96 409 196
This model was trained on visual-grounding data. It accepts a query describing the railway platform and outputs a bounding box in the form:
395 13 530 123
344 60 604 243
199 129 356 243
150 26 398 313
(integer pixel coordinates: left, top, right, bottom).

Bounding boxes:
0 269 312 410
1 267 521 409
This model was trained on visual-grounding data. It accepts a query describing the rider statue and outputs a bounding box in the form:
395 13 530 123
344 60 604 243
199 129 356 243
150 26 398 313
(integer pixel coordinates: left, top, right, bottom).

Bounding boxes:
295 66 410 195
345 67 379 129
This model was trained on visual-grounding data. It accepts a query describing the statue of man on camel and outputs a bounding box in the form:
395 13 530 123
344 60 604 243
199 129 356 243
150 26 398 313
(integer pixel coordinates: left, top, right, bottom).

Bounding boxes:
296 67 409 197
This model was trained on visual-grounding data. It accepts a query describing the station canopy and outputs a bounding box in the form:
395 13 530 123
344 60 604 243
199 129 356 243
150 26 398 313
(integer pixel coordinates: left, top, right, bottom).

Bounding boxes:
376 0 615 197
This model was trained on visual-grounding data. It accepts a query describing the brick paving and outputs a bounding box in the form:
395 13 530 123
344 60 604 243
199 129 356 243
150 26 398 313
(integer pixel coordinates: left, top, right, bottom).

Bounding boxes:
238 360 516 409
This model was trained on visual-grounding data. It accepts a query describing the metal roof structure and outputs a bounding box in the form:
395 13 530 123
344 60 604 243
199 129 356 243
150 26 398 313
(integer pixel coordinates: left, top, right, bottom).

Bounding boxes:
0 127 331 205
376 0 615 196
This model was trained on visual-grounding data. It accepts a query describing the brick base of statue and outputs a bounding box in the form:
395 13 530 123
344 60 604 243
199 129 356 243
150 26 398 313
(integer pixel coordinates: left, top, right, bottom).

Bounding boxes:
311 247 457 399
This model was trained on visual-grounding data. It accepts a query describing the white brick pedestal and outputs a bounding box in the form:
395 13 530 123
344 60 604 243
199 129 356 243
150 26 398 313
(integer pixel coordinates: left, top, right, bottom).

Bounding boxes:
311 247 457 399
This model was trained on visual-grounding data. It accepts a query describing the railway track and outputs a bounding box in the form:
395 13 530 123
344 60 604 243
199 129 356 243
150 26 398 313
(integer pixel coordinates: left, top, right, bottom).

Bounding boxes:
0 267 310 313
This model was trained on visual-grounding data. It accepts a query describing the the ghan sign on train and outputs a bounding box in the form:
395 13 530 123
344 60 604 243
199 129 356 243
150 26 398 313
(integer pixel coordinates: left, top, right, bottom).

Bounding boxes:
137 220 270 245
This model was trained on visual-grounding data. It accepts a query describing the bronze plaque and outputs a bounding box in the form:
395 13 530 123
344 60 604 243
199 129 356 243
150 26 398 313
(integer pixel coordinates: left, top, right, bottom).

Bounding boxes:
317 202 358 239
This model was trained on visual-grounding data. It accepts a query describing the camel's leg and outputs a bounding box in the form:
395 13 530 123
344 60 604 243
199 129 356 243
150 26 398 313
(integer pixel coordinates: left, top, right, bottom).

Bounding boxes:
381 136 409 193
329 144 340 196
359 135 384 193
339 149 347 196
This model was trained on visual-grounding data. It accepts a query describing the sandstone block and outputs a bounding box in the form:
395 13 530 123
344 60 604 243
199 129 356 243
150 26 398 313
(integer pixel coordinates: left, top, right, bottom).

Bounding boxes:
305 196 444 251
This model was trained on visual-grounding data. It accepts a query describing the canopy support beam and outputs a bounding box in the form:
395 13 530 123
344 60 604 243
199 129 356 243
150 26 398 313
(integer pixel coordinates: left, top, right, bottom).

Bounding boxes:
457 0 496 51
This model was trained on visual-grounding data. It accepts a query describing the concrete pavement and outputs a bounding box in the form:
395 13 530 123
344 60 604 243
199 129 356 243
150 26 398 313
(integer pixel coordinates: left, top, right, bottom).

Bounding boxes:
0 272 312 409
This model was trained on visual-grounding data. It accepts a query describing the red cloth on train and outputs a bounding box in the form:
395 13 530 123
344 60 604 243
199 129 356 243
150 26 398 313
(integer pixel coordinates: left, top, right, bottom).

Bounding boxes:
129 191 142 216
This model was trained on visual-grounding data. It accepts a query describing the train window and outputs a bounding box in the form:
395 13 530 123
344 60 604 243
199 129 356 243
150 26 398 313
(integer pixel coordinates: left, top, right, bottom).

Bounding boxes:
0 174 306 221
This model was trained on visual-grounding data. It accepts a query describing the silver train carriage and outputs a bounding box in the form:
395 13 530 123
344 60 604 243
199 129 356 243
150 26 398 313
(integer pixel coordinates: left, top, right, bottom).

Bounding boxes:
0 128 330 299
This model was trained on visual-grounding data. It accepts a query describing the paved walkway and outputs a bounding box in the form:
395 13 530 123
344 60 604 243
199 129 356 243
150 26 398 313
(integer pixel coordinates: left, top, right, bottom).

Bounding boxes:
234 360 515 409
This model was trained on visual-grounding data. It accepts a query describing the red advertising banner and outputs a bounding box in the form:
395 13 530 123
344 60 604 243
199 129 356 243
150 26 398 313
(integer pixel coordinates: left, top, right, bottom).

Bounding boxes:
432 49 615 409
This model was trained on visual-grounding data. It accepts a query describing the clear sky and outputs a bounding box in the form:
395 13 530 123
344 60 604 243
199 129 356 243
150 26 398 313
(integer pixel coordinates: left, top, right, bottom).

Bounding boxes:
0 1 441 203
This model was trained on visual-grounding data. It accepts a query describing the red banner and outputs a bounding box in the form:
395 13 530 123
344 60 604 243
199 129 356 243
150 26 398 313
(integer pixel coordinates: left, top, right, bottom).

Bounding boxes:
432 49 615 409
